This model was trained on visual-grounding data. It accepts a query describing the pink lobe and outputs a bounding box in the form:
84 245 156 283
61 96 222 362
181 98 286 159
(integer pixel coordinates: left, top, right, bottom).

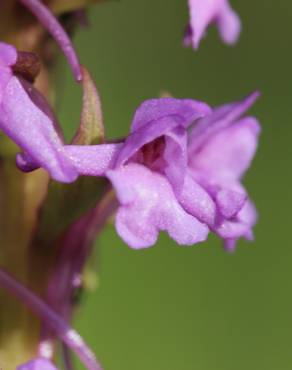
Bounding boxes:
107 163 209 248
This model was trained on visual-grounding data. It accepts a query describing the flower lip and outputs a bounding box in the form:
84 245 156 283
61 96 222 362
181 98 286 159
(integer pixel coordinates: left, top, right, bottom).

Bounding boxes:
107 163 209 249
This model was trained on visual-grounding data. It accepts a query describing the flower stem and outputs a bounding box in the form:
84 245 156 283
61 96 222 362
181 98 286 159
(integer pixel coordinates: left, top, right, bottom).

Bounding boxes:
62 343 75 370
18 0 82 81
0 267 103 370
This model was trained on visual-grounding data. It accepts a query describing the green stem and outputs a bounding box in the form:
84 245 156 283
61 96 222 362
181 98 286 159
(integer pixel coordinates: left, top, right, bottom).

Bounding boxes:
0 149 49 369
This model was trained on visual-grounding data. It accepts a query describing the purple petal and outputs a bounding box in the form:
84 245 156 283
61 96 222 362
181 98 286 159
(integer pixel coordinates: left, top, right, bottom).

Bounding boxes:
188 91 260 154
16 153 41 172
217 1 241 45
17 143 123 177
107 163 209 248
186 0 218 49
237 199 258 232
216 217 252 240
223 238 237 253
216 199 257 249
20 76 65 137
187 172 247 220
0 42 17 67
64 144 123 176
163 126 188 194
185 91 260 250
0 42 17 101
190 117 261 182
224 200 258 252
179 172 216 226
131 98 211 132
0 77 78 182
216 189 246 219
17 358 58 370
116 98 211 167
186 0 241 49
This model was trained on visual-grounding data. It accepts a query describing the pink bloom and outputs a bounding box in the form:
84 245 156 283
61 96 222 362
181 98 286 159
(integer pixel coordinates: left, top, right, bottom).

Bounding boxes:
67 98 212 248
184 0 241 49
64 94 260 250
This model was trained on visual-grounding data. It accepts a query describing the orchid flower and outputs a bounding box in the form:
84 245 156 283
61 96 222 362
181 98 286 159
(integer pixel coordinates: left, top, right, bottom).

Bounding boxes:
20 98 213 248
50 94 260 251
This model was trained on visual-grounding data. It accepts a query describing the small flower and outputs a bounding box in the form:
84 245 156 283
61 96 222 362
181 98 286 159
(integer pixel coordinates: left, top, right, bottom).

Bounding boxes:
16 93 260 251
66 98 212 248
105 99 212 248
0 42 78 182
184 0 241 49
63 94 260 250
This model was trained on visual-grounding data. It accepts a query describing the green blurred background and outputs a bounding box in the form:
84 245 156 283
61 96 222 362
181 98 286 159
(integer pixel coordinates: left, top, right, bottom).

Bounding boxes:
58 1 292 369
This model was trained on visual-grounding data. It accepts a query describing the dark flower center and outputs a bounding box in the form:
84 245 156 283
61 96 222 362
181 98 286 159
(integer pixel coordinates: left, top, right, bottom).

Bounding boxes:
139 136 166 169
